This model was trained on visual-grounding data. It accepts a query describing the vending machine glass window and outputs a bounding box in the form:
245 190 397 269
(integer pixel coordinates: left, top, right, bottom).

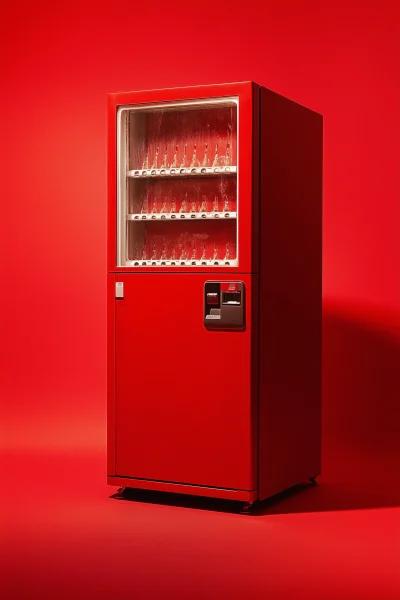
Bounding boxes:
116 98 238 268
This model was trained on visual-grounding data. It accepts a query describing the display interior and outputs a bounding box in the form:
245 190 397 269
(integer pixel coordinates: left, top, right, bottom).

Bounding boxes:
118 98 238 267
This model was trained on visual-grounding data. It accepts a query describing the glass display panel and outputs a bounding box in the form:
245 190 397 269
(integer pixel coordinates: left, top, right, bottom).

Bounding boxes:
117 97 238 267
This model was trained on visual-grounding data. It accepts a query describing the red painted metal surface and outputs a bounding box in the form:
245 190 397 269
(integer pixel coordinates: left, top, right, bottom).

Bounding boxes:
106 273 116 476
107 82 322 505
112 273 257 492
107 476 258 502
257 89 323 500
107 81 258 274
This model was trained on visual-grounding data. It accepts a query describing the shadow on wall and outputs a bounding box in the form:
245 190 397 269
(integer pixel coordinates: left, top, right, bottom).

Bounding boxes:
257 307 400 515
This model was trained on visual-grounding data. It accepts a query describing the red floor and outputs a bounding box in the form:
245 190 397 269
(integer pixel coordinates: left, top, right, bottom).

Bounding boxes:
1 450 399 600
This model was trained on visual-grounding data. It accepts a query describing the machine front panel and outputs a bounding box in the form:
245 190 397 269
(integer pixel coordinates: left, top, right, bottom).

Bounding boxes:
113 273 257 492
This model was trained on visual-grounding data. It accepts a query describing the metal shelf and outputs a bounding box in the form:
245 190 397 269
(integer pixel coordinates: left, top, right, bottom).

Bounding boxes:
127 166 237 178
125 259 238 268
127 212 237 221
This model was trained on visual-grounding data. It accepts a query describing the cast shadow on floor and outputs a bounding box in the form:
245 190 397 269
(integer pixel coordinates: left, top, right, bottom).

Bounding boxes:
111 309 400 516
110 475 400 516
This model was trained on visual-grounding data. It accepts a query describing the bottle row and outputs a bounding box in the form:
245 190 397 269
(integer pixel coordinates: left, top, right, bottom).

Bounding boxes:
131 194 235 215
139 141 233 171
129 241 236 265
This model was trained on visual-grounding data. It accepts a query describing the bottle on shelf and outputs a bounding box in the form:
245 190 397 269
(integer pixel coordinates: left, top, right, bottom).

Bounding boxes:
212 244 218 261
151 244 157 261
225 143 231 166
161 242 168 261
160 199 168 213
170 145 178 169
180 144 187 168
180 193 188 213
160 146 168 169
190 200 197 213
141 245 147 261
199 195 208 212
224 242 231 261
170 198 177 213
151 198 157 213
190 144 200 168
141 194 149 214
201 243 207 262
191 242 197 261
201 143 208 167
179 244 187 261
142 148 150 170
213 196 219 212
212 144 219 167
151 147 159 169
220 179 230 211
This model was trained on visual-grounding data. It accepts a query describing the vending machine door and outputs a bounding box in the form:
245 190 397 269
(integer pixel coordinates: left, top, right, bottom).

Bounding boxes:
110 273 257 493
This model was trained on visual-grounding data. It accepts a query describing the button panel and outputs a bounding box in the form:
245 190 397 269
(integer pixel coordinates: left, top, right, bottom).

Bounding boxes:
204 281 245 330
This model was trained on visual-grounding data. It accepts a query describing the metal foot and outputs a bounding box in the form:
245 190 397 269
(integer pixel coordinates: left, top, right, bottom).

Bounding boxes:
309 477 318 487
240 502 255 515
115 486 126 498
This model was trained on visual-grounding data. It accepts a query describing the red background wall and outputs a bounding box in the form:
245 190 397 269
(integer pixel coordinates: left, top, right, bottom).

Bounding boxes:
0 0 399 597
1 0 398 460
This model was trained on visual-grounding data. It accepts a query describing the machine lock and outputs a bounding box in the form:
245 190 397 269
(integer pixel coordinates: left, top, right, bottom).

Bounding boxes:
204 281 245 330
115 282 124 299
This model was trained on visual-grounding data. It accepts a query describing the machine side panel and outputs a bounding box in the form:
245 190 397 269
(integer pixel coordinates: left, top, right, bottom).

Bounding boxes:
251 81 260 275
258 89 323 500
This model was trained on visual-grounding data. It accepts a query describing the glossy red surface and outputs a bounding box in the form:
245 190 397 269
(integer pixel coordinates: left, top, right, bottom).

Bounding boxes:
107 274 116 475
108 84 262 498
111 273 257 491
108 85 322 502
108 475 258 502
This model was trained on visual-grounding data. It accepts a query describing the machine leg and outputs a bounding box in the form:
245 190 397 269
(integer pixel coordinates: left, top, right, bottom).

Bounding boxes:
240 501 255 515
115 486 126 498
309 477 318 487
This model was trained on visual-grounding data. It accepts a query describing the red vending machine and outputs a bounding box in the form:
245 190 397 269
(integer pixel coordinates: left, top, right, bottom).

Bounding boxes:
107 82 322 511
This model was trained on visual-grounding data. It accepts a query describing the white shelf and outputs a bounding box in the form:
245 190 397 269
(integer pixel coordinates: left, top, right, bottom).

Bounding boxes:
127 166 237 178
127 212 237 221
125 259 238 268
